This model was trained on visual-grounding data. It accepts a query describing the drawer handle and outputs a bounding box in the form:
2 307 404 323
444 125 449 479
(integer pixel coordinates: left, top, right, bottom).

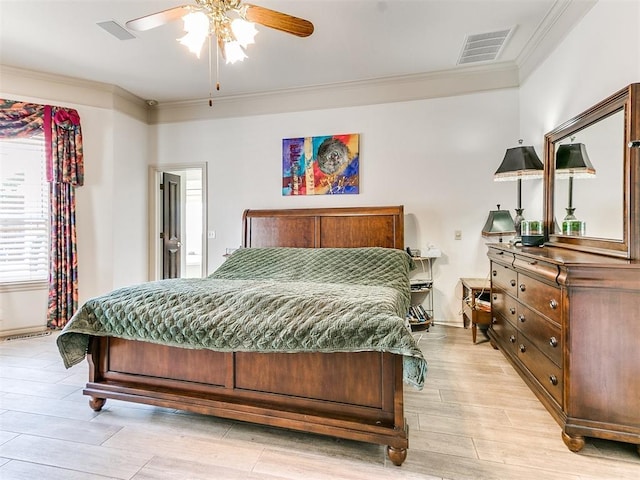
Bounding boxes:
549 299 558 310
509 307 516 315
519 344 526 353
492 270 497 277
493 295 498 301
549 375 558 386
518 314 526 323
549 336 558 348
509 335 516 343
529 260 538 265
510 279 516 287
519 283 526 292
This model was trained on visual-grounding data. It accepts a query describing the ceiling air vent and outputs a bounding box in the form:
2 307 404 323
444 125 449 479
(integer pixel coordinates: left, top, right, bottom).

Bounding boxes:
457 28 513 65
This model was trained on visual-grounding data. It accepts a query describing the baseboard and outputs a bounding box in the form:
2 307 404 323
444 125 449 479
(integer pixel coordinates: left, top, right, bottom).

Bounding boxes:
432 319 465 328
1 326 52 341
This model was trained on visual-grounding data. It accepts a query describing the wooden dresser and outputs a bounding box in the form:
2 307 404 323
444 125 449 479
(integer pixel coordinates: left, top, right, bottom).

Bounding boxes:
487 83 640 454
488 242 640 453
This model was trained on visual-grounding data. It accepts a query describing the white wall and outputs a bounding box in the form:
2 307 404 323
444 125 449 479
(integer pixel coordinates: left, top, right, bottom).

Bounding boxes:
74 107 149 297
154 88 521 324
0 82 149 334
520 0 640 140
111 111 149 288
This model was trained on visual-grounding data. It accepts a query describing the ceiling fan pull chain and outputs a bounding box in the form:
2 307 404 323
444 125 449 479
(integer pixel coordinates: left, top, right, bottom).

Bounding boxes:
208 36 213 107
216 37 221 92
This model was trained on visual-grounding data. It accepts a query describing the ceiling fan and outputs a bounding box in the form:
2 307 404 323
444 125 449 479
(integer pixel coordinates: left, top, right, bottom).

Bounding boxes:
126 0 314 62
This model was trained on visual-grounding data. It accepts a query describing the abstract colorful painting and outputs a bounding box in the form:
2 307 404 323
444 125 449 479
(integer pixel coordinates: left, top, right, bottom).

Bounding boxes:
282 133 359 195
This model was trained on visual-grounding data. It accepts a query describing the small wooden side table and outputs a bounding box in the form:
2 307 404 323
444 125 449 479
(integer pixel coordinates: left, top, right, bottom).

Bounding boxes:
461 277 491 343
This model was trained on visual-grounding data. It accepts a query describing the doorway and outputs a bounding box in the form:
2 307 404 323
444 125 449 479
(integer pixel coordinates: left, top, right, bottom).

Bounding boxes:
149 164 207 281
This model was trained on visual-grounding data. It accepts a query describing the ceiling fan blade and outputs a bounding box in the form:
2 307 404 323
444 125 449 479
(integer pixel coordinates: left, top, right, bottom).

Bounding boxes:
126 5 193 32
244 4 314 37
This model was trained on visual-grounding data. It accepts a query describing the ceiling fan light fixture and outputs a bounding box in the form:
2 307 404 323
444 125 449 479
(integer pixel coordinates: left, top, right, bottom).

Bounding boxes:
178 11 210 57
125 0 314 99
224 40 247 64
231 18 258 47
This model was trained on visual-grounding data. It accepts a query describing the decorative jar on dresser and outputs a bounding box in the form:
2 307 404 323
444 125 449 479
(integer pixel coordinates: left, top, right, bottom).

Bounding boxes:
488 83 640 454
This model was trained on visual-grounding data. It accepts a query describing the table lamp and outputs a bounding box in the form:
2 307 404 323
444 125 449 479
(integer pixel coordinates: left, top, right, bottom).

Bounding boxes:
494 140 544 241
482 204 516 242
556 140 595 235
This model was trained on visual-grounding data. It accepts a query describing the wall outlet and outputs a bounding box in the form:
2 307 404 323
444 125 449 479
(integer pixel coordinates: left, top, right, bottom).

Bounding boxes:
454 230 462 240
207 230 216 239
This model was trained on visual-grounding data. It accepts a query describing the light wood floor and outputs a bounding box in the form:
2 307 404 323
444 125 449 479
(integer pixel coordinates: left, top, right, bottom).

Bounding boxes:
0 325 638 479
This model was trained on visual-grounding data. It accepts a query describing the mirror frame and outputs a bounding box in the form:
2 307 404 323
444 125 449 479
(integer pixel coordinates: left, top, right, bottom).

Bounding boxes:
544 83 639 259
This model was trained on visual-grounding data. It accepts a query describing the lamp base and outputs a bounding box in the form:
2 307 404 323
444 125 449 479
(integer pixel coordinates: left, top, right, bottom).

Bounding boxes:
514 208 524 239
564 207 577 221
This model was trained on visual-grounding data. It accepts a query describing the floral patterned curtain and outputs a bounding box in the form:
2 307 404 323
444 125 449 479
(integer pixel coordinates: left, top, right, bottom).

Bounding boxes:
0 100 44 137
0 99 84 328
44 106 84 328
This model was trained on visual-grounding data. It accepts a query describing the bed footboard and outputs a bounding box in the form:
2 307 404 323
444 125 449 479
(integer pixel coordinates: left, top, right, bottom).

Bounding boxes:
84 336 409 465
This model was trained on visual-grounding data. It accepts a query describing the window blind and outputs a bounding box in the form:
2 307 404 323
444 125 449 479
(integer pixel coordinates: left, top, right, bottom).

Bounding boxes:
0 134 49 283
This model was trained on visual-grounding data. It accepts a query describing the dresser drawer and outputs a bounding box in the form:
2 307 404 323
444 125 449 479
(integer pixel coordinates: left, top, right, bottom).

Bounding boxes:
491 313 517 355
517 335 563 407
513 257 559 285
491 262 518 296
488 248 514 266
516 274 562 323
516 303 562 367
492 289 518 325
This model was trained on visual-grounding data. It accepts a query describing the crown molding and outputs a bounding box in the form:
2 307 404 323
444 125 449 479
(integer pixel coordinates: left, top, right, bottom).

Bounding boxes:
149 62 520 124
517 0 597 83
1 62 518 125
0 65 149 122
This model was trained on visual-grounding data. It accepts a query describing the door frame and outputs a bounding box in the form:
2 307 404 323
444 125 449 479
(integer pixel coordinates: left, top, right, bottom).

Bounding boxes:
148 163 208 281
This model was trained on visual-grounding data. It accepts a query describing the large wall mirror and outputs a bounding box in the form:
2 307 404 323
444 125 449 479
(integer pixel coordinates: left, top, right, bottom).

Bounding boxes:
544 83 639 259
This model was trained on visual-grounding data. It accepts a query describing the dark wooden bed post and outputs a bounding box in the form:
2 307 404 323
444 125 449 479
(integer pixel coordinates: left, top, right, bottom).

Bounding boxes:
86 337 106 412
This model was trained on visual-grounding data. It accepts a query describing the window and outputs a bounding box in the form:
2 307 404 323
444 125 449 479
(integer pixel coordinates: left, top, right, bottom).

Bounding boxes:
0 134 49 283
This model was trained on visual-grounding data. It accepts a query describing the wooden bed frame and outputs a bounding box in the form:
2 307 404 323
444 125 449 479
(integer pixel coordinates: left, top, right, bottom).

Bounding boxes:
84 205 411 465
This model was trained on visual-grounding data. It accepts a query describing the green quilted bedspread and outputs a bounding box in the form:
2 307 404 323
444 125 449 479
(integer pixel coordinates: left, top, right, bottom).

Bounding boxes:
57 247 427 388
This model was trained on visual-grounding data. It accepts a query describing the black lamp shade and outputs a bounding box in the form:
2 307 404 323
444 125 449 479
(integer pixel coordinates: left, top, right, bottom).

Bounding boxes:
556 143 596 176
494 146 544 180
482 208 516 237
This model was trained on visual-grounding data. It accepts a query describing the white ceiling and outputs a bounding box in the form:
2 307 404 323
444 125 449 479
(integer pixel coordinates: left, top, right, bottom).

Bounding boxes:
0 1 592 105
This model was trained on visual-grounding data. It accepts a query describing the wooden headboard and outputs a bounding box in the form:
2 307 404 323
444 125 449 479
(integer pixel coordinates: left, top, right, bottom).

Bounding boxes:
242 206 404 249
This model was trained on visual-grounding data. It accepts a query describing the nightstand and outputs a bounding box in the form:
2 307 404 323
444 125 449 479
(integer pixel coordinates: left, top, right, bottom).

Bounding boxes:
408 255 438 331
461 277 491 343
